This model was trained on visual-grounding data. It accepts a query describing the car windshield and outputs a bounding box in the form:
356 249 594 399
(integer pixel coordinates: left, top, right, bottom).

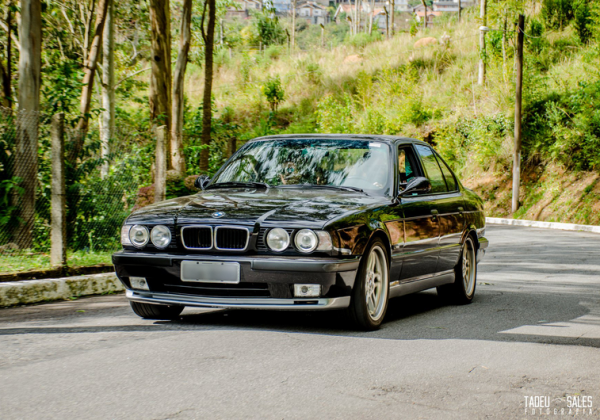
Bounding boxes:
211 138 392 195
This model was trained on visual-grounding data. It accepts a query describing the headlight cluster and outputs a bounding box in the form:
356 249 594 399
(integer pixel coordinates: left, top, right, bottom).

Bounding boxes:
121 224 172 249
266 228 332 254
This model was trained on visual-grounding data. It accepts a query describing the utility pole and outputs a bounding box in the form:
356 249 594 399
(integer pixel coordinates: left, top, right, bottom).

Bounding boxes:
478 0 487 85
512 14 525 214
390 0 395 36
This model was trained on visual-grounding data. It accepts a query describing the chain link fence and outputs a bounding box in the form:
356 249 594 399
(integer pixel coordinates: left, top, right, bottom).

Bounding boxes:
0 106 149 275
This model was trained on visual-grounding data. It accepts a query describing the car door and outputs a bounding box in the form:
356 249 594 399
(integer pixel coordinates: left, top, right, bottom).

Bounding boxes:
395 144 441 281
432 152 465 273
413 144 464 274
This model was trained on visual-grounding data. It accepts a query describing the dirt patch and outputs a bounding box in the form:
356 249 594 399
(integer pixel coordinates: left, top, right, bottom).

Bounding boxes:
464 164 600 225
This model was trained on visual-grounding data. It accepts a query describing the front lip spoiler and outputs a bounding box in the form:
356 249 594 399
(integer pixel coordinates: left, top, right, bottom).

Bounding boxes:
126 289 351 310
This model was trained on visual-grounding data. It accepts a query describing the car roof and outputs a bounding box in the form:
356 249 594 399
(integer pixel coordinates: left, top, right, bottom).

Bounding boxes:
248 134 431 147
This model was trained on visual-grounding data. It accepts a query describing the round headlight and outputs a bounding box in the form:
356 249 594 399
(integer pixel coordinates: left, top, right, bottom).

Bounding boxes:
129 225 149 248
151 225 172 249
294 229 319 253
266 228 290 252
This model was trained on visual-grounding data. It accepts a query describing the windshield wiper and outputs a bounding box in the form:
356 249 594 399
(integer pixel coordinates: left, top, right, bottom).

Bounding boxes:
206 181 270 190
279 184 366 194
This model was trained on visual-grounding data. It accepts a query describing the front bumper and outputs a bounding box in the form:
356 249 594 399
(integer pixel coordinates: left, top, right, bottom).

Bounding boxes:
477 236 489 263
126 289 351 310
112 251 360 310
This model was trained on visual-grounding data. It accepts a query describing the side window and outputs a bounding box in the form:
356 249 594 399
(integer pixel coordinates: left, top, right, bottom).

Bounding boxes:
398 146 420 191
414 144 447 194
435 154 457 192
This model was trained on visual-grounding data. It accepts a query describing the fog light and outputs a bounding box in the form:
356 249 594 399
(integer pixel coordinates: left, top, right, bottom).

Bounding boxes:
130 276 149 290
294 284 321 298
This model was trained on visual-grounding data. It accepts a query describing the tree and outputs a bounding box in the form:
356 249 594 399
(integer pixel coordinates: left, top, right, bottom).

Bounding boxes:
574 0 593 44
149 0 172 169
0 1 15 108
171 0 192 176
291 0 297 51
542 0 574 31
149 1 172 135
14 0 42 249
199 0 216 174
420 0 428 29
69 0 110 162
100 0 115 178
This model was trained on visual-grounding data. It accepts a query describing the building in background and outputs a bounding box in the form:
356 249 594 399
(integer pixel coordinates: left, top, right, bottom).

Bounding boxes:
226 0 263 19
297 1 330 24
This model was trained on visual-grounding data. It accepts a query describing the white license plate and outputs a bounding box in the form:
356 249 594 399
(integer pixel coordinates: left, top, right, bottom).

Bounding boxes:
180 261 241 284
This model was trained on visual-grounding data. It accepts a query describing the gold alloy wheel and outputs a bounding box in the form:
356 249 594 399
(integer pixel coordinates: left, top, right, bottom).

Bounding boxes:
365 245 389 322
462 237 476 298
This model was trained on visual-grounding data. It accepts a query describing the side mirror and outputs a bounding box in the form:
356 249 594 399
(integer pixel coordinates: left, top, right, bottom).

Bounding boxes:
399 176 431 197
194 175 211 190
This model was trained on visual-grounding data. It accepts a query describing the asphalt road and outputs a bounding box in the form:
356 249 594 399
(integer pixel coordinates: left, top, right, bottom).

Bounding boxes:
1 225 599 419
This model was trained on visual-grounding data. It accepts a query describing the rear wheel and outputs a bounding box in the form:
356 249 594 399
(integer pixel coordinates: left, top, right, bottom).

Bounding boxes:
130 301 184 320
348 239 390 331
437 235 477 304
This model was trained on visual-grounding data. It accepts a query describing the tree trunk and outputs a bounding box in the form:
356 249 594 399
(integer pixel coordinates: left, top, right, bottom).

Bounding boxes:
512 15 524 213
14 0 42 249
199 0 216 174
458 0 461 23
478 0 487 85
171 0 192 176
420 0 428 29
1 2 13 108
390 0 395 36
69 0 109 163
502 15 507 82
291 0 296 51
149 0 173 170
368 0 374 34
100 0 114 178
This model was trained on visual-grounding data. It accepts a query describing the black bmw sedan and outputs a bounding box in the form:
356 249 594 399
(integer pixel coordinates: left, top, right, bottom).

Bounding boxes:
113 135 488 330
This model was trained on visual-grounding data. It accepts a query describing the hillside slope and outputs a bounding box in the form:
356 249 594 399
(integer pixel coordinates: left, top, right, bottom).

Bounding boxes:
181 10 600 225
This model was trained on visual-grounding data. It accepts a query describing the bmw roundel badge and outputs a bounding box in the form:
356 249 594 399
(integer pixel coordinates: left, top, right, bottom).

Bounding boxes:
212 211 225 218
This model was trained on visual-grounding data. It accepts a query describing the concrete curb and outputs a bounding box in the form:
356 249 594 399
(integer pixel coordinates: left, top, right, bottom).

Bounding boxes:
486 217 600 234
0 272 124 307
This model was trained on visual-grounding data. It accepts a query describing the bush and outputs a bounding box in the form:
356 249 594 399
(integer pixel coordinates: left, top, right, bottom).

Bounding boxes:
542 0 574 31
523 80 600 170
574 0 593 44
261 76 285 112
345 32 382 48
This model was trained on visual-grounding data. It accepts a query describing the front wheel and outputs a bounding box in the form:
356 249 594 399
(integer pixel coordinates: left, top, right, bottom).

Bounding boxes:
437 235 477 304
130 301 184 320
348 239 390 331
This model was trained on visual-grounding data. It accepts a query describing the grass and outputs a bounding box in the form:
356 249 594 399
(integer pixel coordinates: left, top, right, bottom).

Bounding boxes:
0 250 114 275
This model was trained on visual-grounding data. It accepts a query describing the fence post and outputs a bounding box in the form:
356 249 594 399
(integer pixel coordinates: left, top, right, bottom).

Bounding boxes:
50 113 67 267
155 125 167 203
228 137 237 158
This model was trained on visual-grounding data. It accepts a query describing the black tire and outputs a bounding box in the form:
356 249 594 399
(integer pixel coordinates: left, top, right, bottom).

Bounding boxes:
437 235 477 305
348 238 390 331
130 301 184 320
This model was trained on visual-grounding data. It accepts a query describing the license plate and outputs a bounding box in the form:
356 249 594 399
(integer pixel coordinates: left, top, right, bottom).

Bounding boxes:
180 261 240 284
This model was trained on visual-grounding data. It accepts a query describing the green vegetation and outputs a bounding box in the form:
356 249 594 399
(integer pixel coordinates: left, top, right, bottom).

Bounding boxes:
2 0 600 274
0 250 114 274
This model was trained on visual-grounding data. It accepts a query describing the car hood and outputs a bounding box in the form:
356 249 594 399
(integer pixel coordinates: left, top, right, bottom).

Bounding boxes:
127 188 385 228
